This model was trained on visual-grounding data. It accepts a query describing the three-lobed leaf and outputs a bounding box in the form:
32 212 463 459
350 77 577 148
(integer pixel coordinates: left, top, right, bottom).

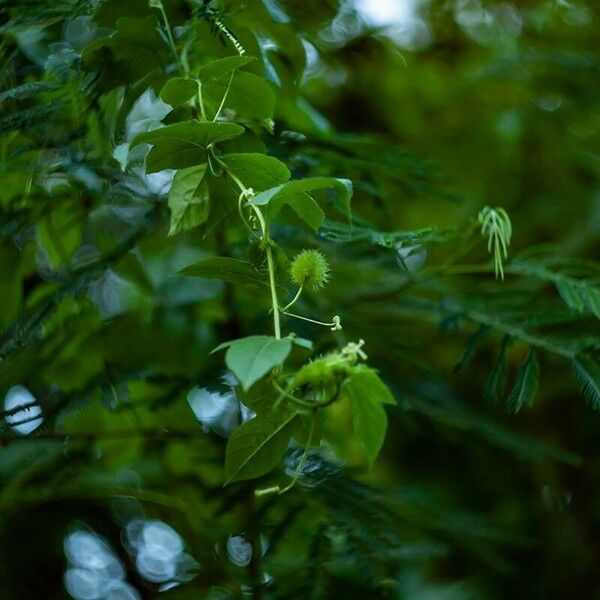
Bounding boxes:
132 121 244 172
250 177 353 219
220 153 290 191
160 54 257 108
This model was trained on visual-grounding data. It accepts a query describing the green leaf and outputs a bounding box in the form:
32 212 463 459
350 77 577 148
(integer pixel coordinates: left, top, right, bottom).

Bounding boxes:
284 193 325 231
348 366 396 405
453 325 490 373
160 78 198 107
294 413 324 448
168 165 209 235
220 153 290 191
342 373 389 465
177 256 269 287
224 410 298 484
507 351 540 414
250 177 353 218
81 16 166 88
197 56 255 82
571 354 600 411
132 121 244 172
237 377 276 413
484 336 510 405
204 72 276 121
217 336 292 391
555 277 585 313
582 285 600 319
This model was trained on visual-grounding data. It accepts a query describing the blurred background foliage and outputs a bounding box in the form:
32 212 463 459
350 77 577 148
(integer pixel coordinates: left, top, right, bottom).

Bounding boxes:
0 0 599 598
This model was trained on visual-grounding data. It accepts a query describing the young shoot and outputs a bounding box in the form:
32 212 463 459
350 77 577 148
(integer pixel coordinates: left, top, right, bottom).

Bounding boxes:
478 206 512 280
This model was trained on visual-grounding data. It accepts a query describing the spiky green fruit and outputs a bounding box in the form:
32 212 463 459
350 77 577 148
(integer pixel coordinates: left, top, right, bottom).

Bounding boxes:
290 250 330 291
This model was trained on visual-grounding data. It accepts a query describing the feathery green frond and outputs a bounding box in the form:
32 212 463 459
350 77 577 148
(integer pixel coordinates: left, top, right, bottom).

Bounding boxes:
478 206 512 280
571 355 600 411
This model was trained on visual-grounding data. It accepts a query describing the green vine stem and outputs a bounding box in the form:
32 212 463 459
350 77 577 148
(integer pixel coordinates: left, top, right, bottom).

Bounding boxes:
282 285 303 312
196 82 207 122
211 152 282 339
265 244 282 339
150 0 182 74
282 311 342 331
213 72 234 121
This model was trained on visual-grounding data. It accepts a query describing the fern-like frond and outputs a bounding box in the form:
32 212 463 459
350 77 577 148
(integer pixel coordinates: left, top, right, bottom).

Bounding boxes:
484 335 510 405
319 220 459 248
507 350 540 414
478 206 512 280
571 354 600 411
0 81 59 104
0 100 67 134
512 260 600 320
